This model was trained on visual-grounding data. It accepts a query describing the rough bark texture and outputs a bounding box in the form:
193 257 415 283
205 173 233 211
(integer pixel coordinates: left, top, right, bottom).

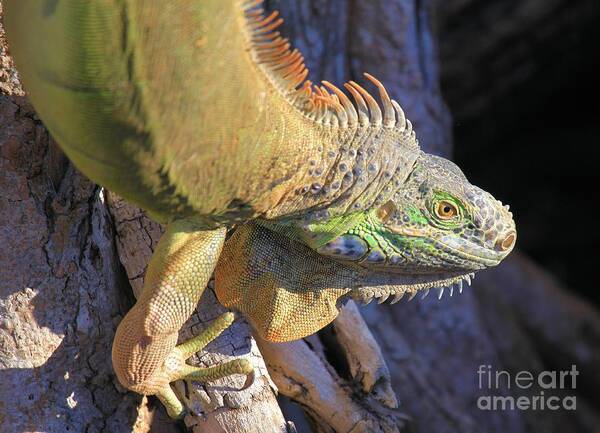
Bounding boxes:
0 4 146 430
1 1 599 433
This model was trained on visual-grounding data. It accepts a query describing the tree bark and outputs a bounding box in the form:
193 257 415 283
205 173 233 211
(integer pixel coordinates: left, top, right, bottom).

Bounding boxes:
0 6 144 432
1 1 599 433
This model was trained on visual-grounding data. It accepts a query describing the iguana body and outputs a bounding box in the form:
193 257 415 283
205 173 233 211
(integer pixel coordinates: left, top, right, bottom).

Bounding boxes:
4 0 516 418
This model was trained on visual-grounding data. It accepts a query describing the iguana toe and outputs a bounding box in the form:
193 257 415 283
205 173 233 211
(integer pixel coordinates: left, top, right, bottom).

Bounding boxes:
155 312 254 419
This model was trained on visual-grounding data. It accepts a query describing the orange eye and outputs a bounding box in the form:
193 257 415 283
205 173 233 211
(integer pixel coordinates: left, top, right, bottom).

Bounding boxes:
376 201 396 223
435 200 458 220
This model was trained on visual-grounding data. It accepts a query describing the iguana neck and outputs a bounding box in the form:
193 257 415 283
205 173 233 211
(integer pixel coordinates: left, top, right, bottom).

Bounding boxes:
256 123 421 222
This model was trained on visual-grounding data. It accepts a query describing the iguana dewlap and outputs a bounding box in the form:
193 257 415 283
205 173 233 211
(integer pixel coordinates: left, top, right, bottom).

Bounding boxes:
4 0 516 418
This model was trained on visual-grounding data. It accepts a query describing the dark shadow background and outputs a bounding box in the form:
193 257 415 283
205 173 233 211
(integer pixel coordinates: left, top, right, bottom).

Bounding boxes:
438 0 600 304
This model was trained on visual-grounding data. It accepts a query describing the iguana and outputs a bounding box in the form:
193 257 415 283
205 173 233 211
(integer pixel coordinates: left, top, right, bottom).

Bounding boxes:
4 0 516 419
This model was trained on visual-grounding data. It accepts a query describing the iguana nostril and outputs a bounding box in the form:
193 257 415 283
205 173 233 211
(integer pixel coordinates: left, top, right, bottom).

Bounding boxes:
498 232 516 252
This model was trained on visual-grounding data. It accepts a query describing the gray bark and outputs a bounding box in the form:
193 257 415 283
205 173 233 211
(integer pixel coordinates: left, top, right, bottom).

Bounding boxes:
1 1 599 433
0 8 143 431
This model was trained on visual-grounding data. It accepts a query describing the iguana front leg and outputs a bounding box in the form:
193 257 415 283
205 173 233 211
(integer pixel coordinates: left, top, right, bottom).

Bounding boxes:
112 221 253 418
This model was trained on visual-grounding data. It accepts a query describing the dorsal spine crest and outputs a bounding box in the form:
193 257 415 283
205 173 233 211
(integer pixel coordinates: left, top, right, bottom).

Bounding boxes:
241 0 413 137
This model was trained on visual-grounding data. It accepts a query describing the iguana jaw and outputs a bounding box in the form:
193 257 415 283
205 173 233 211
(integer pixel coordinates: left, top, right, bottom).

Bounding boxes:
349 270 477 305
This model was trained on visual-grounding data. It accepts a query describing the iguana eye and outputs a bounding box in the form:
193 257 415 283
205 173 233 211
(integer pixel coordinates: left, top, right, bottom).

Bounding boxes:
435 200 458 220
376 201 396 223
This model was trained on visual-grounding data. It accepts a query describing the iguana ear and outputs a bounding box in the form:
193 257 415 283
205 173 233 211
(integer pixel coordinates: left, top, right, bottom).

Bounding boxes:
214 222 357 342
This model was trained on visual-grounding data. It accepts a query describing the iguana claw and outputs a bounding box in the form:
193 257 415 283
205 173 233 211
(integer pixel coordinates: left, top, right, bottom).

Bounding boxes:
156 312 254 419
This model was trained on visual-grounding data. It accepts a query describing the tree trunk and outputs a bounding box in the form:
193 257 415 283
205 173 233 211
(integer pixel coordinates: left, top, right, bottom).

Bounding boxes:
1 1 599 433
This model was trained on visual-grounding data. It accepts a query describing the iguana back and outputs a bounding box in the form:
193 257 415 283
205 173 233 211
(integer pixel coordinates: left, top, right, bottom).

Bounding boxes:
5 0 417 225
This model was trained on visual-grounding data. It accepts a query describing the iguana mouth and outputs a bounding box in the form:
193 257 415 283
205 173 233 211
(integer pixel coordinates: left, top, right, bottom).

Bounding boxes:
349 271 477 305
436 235 506 266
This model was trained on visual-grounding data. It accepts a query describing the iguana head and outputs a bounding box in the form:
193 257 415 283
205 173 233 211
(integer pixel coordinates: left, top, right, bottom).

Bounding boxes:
216 159 515 341
289 151 516 303
216 152 515 341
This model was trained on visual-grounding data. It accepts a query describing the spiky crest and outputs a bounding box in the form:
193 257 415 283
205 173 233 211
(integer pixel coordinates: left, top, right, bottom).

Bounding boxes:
241 0 415 140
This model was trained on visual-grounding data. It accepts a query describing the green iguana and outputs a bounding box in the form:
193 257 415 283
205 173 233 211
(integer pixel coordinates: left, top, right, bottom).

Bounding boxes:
4 0 516 419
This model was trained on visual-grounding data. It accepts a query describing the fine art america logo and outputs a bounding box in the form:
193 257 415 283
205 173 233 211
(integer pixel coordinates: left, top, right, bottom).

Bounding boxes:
477 365 578 411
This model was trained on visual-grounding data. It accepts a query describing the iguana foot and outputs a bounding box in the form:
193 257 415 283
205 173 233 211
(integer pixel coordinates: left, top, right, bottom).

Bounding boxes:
111 224 253 418
154 311 254 419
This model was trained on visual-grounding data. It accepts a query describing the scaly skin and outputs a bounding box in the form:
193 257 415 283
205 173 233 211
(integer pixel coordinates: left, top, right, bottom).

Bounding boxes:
216 155 516 341
4 0 516 418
